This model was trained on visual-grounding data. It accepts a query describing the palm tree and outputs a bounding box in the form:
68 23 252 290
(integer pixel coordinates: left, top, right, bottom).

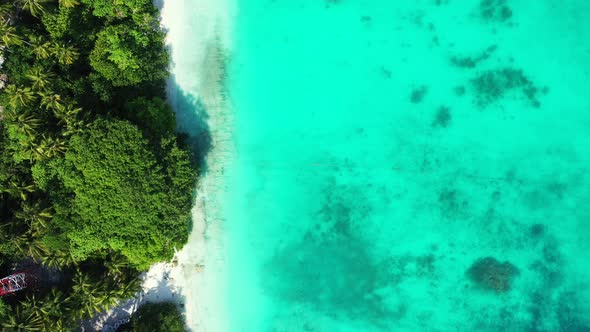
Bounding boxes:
8 112 41 138
6 233 28 255
51 42 79 65
0 22 22 47
41 249 76 268
27 67 55 90
68 270 110 319
15 0 49 18
27 240 49 261
47 319 68 332
20 139 46 161
104 252 131 281
5 85 36 108
2 305 43 331
28 35 52 60
59 0 80 8
43 289 66 314
0 222 10 241
40 289 68 330
39 90 63 110
20 294 68 331
3 179 36 201
38 135 68 158
0 4 12 22
53 101 81 125
22 294 46 317
63 118 88 136
15 201 53 233
112 276 141 300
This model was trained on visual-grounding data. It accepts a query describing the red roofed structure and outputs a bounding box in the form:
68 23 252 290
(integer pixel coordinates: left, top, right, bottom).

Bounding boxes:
0 272 29 296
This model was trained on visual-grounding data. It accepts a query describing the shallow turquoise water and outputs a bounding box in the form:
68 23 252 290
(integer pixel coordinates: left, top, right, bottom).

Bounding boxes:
224 1 590 331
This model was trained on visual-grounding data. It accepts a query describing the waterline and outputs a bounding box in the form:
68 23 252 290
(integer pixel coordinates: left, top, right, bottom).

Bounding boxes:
161 0 235 330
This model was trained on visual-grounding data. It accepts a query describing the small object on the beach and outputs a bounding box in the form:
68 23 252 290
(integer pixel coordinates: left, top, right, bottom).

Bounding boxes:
195 264 205 272
0 74 7 90
466 257 519 293
410 86 428 103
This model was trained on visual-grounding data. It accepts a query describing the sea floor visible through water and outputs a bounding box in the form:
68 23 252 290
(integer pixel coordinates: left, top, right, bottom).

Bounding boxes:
172 0 590 331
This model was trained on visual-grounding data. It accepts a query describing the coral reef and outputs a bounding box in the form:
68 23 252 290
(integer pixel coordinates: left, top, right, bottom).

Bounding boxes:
410 86 428 103
450 45 497 69
438 187 468 218
470 68 542 108
556 291 590 331
466 257 519 292
432 105 452 127
479 0 512 22
529 223 545 238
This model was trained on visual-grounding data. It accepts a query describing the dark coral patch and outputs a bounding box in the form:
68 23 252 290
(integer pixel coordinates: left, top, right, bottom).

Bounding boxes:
410 86 428 104
466 257 519 293
450 45 497 69
470 68 543 108
479 0 513 22
432 106 451 128
529 223 545 238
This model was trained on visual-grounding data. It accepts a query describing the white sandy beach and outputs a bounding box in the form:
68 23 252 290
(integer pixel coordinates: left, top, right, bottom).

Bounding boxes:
160 0 235 331
89 1 235 331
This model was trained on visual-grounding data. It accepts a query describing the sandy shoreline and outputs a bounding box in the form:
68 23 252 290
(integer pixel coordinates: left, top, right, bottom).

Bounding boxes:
160 0 235 331
89 1 234 331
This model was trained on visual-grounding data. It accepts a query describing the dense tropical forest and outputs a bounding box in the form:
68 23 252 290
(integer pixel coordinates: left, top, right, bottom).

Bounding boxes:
0 0 195 330
120 301 186 332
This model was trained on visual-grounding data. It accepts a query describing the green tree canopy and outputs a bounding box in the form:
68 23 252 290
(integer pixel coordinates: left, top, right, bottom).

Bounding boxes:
0 0 198 328
0 299 9 321
81 0 154 21
16 0 50 18
124 97 175 137
123 302 185 332
49 118 193 269
89 23 168 87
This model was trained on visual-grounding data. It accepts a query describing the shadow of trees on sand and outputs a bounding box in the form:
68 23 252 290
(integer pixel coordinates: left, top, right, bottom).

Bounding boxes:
167 74 213 173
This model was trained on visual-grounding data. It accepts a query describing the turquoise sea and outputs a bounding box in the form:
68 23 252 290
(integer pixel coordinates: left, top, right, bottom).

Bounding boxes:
194 1 590 331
